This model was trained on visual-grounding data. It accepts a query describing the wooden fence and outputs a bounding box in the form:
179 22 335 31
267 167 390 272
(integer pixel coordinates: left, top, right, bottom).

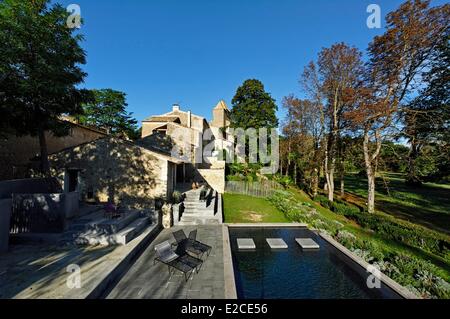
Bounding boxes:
225 180 283 198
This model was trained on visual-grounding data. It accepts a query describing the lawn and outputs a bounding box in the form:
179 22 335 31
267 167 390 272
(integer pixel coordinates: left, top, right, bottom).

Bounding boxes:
223 193 290 223
288 187 450 280
223 187 450 297
343 172 450 234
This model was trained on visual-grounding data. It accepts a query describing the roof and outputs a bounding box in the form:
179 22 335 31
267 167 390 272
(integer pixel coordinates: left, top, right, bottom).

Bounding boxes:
214 100 230 111
48 136 186 164
142 115 181 123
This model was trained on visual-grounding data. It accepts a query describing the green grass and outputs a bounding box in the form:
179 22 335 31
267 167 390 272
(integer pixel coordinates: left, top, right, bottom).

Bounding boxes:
223 193 290 223
288 186 450 281
344 172 450 234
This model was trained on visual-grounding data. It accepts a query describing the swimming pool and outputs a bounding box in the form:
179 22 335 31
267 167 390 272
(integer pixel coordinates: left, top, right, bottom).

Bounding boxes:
228 227 402 299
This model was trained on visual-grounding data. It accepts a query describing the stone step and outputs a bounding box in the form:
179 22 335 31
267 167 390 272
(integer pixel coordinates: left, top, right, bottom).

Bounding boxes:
75 217 151 246
92 210 141 234
183 209 215 214
185 209 216 214
178 219 220 226
111 216 151 245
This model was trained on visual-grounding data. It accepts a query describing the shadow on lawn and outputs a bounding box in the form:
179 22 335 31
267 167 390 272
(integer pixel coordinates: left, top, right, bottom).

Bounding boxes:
344 174 450 234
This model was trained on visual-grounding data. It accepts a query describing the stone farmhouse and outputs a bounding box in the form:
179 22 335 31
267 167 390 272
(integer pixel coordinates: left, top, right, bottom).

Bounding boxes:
47 101 231 211
0 118 107 181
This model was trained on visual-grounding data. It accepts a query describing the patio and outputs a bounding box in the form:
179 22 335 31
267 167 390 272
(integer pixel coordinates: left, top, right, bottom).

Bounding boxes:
106 225 226 299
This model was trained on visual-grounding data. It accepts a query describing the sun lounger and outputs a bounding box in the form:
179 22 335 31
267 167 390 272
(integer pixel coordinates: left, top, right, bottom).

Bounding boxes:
154 241 202 281
172 229 212 259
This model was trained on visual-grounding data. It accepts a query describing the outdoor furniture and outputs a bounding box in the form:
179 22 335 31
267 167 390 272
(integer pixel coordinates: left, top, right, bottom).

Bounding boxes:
153 241 202 281
188 229 212 256
172 229 212 259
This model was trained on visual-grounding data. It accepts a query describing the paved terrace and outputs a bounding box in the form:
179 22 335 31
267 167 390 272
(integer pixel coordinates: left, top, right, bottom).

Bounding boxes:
107 225 225 299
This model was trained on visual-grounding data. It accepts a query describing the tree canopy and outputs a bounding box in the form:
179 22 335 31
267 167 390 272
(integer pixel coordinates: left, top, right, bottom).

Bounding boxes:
77 89 139 139
0 0 91 173
230 79 278 130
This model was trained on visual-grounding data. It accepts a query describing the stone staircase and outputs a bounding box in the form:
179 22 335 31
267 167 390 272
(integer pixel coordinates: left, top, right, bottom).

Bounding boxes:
62 208 155 246
178 187 222 225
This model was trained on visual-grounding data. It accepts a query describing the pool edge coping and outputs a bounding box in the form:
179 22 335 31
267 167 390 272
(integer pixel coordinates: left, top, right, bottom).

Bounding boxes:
223 223 420 300
319 232 421 300
222 224 238 299
225 223 308 228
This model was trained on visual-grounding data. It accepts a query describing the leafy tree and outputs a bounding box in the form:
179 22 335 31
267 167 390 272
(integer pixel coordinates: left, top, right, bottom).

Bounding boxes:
0 0 90 175
403 35 450 184
316 43 364 201
349 0 449 213
77 89 139 139
282 96 325 196
230 79 278 129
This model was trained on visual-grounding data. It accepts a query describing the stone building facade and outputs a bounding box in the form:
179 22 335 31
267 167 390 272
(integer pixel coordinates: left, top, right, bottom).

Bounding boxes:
0 121 107 181
48 137 183 209
140 102 231 193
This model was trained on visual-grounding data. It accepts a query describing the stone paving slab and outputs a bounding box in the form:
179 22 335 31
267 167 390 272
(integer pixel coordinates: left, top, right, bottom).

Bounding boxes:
266 238 288 249
0 224 159 299
296 238 320 249
237 238 255 250
106 225 225 299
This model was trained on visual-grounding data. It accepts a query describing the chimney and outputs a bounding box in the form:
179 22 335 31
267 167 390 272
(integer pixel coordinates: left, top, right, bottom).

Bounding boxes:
187 111 191 128
172 104 180 112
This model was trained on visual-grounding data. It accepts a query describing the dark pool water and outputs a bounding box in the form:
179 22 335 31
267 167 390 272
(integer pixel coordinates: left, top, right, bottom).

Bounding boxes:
229 227 400 299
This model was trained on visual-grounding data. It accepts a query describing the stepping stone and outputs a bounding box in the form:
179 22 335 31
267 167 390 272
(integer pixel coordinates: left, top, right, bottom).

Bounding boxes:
237 238 256 250
266 238 288 249
296 238 320 249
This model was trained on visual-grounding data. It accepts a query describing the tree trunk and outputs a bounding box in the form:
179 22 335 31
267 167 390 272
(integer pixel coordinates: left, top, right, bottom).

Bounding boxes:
312 168 319 198
340 172 345 197
363 128 382 214
286 141 291 177
38 127 50 176
280 159 283 176
328 161 334 201
406 138 422 186
367 171 376 213
294 162 297 185
324 152 335 201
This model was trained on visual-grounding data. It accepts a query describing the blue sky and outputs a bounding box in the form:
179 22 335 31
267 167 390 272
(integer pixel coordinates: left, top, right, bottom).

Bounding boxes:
57 0 446 125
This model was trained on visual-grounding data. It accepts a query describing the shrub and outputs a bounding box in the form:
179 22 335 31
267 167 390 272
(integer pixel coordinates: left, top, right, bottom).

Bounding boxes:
314 195 331 209
313 195 449 258
171 191 184 204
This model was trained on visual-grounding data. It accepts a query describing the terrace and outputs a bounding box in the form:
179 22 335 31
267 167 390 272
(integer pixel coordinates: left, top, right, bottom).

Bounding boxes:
106 225 228 299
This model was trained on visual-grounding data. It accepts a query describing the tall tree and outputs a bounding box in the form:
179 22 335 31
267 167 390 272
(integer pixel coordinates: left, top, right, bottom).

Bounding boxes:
300 45 364 201
282 96 325 196
318 43 364 202
349 0 449 213
0 0 90 175
230 79 278 130
403 35 450 184
77 89 139 139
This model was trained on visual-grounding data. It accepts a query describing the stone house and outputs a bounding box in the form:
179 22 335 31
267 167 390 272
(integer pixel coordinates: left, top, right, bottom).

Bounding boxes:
140 102 231 193
47 101 230 210
48 137 184 209
0 119 107 181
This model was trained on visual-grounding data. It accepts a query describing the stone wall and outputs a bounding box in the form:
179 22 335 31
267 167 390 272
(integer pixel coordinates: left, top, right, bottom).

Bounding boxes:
197 167 225 194
49 137 170 209
0 124 106 180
